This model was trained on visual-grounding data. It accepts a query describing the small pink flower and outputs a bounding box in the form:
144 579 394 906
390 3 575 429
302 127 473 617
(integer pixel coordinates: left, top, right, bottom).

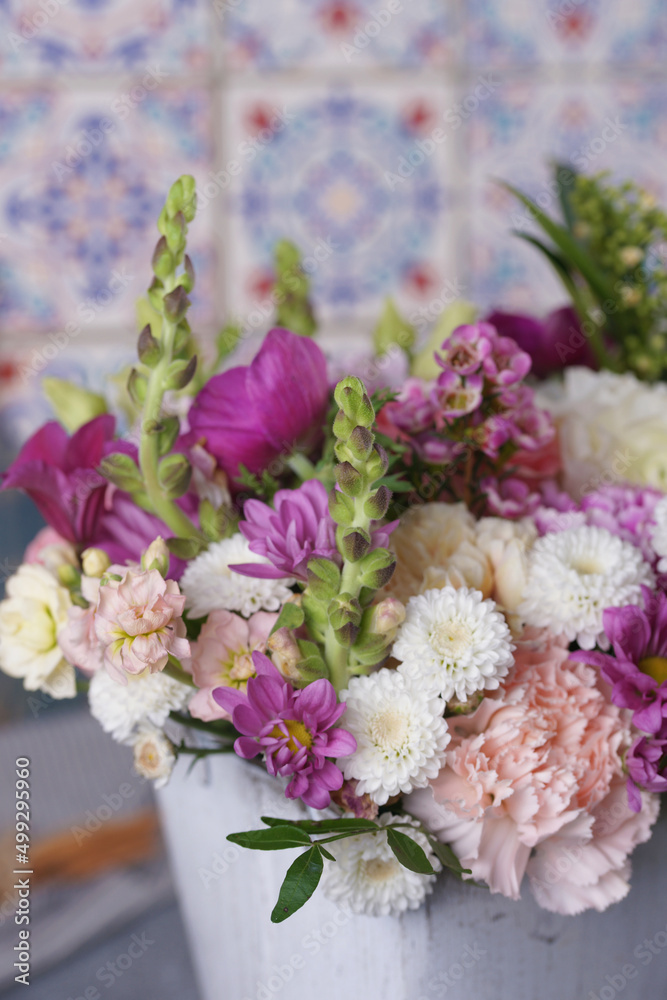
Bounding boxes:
184 609 277 722
94 568 190 683
436 324 493 375
482 334 532 386
432 371 483 418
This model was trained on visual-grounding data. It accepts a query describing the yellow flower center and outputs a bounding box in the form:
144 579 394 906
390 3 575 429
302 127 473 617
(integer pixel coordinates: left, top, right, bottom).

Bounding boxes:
639 656 667 686
430 618 473 658
271 719 313 753
369 709 409 753
362 857 400 883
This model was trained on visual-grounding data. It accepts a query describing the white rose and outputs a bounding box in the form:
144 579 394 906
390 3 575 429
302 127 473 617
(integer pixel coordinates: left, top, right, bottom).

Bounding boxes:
0 564 75 698
542 367 667 496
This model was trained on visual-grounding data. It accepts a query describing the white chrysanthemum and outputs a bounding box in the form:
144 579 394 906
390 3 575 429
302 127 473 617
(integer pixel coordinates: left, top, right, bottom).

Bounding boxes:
393 586 514 702
89 667 190 743
179 533 294 619
520 526 654 650
339 669 450 805
651 495 667 573
322 813 440 916
131 725 176 789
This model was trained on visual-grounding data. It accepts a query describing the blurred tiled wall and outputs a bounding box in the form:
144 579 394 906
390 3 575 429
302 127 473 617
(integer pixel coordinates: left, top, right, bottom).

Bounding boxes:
1 0 667 452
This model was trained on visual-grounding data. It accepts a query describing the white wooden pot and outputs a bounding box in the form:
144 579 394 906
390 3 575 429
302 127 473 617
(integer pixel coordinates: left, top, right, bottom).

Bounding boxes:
158 755 667 1000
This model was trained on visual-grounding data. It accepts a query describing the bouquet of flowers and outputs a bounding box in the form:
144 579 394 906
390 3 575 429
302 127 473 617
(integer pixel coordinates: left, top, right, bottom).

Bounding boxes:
2 174 666 924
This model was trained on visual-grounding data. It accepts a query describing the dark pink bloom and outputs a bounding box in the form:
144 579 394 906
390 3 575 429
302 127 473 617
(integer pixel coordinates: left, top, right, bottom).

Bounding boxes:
486 306 596 379
497 384 555 451
186 328 329 485
378 378 436 437
234 479 339 582
571 587 667 735
2 415 115 547
214 652 356 809
626 734 667 810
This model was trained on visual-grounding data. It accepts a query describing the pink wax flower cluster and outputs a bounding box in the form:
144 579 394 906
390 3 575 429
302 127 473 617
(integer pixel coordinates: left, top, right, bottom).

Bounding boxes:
572 587 667 810
408 628 657 914
214 652 356 809
94 568 190 683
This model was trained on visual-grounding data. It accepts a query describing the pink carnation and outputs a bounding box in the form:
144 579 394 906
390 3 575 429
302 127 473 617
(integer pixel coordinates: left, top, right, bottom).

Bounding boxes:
58 574 105 676
184 609 277 722
407 629 655 913
94 568 190 683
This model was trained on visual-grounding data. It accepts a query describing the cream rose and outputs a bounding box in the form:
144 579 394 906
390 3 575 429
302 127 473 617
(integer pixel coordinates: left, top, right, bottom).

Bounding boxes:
0 563 75 698
542 367 667 496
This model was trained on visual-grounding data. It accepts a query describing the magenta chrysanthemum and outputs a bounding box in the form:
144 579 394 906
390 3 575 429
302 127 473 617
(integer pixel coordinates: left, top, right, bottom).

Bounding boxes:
214 652 356 808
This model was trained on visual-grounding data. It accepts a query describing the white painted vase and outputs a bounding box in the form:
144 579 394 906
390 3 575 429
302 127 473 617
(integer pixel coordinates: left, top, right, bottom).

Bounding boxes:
158 754 667 1000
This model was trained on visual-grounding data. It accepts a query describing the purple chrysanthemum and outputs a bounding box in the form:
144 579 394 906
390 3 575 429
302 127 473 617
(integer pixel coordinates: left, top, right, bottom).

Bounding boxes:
214 652 356 809
626 734 667 811
572 586 667 734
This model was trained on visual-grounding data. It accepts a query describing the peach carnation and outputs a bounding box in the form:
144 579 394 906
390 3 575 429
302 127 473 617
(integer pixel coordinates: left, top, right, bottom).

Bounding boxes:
384 502 493 605
406 629 657 912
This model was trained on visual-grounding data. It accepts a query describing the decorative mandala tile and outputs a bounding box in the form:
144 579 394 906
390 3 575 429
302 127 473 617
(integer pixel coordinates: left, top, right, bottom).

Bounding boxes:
464 81 667 312
219 83 457 331
222 0 453 70
0 0 212 77
0 87 217 344
465 0 667 68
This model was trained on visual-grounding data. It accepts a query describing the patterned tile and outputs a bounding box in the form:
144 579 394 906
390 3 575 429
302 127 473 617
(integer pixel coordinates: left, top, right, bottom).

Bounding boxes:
0 86 217 342
465 0 667 69
0 0 212 77
464 81 667 311
218 82 457 330
222 0 453 70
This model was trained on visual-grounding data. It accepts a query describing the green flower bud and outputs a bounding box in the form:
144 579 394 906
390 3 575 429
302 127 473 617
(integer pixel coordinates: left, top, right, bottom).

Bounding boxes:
147 277 164 312
127 368 148 405
365 443 389 481
333 409 355 441
364 485 391 520
164 211 185 255
328 488 355 527
328 594 362 646
164 355 197 390
152 236 174 280
163 285 190 323
356 547 396 590
347 425 374 462
99 452 144 493
137 324 161 367
306 557 342 602
158 453 192 499
333 377 374 427
339 527 371 562
335 461 364 496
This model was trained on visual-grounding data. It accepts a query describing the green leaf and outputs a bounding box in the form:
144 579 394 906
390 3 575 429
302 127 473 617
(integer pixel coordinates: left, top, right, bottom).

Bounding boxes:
42 377 107 433
166 536 206 560
428 838 471 877
386 828 436 875
99 452 143 493
269 602 305 636
227 825 312 851
271 846 324 923
261 816 379 835
500 181 615 303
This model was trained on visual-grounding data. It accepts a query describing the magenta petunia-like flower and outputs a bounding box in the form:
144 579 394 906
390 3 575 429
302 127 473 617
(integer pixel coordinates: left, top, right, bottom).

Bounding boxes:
1 415 116 547
486 307 596 379
214 652 357 808
186 328 329 485
234 479 339 582
572 587 667 735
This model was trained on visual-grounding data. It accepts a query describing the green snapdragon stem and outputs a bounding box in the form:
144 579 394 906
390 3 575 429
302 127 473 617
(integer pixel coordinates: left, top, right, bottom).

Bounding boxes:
138 302 202 542
325 491 373 692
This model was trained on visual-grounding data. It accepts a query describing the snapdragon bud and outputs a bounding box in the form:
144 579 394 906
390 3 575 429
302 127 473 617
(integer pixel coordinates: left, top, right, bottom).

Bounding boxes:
268 628 303 681
81 548 111 578
141 537 170 576
369 597 406 640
